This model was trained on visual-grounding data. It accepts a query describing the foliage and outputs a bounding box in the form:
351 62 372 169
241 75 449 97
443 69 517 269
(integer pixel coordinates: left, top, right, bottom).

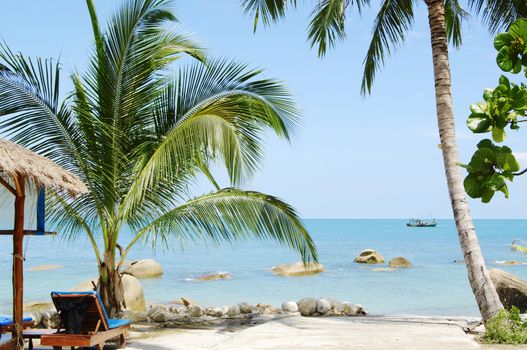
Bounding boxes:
464 18 527 202
0 0 318 312
240 0 523 95
482 306 527 344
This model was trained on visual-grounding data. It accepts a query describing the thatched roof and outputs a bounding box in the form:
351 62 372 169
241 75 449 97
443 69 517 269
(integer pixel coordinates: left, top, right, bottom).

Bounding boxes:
0 139 87 195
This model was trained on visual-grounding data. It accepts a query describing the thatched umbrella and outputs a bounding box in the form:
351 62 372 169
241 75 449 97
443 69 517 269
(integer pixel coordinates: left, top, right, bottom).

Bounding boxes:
0 139 86 349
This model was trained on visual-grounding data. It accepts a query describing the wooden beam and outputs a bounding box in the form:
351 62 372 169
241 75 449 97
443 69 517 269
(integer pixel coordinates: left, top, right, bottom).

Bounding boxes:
0 178 15 196
12 174 25 349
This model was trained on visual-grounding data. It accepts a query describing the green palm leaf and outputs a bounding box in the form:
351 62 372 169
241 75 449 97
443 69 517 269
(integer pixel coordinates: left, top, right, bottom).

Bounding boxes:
361 0 415 95
121 188 317 267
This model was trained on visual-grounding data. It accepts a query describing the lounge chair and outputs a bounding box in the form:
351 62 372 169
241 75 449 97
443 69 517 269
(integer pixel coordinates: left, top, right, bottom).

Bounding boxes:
0 316 33 334
40 291 130 350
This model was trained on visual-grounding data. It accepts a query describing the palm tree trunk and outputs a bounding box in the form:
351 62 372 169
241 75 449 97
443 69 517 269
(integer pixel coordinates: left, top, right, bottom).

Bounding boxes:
424 0 503 322
98 251 125 318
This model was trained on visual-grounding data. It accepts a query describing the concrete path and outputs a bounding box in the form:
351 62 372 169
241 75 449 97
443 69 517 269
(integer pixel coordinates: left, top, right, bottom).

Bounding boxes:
125 316 487 350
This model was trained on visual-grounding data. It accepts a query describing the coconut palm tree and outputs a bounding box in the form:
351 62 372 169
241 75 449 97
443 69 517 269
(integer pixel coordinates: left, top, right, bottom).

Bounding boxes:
240 0 526 321
0 0 317 317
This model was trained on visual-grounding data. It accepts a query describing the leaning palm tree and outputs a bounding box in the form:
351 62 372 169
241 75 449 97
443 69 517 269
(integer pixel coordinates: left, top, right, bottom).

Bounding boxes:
0 0 317 317
240 0 526 321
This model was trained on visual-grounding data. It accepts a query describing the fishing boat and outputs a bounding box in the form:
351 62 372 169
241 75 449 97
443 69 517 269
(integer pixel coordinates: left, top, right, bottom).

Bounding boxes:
406 218 437 227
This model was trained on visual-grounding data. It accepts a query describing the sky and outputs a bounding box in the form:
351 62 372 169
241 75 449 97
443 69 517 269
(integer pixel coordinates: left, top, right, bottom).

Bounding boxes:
0 0 525 219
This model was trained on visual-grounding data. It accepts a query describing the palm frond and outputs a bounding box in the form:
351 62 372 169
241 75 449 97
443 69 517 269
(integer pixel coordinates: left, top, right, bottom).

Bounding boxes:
444 0 469 48
119 59 299 219
240 0 296 32
361 0 415 95
307 0 348 57
469 0 527 33
121 188 317 266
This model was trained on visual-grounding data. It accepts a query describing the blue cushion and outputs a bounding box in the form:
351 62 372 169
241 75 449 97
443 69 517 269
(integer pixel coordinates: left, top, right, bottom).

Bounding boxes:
108 319 130 329
0 316 32 326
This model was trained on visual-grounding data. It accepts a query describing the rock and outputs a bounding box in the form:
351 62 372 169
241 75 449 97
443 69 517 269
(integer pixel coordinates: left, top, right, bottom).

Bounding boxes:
489 269 527 312
316 298 331 314
342 302 367 316
24 301 54 313
27 311 42 326
194 272 231 281
389 257 413 268
227 305 241 317
150 309 170 323
26 265 63 272
207 307 225 317
264 307 282 315
255 303 273 314
123 259 163 278
41 311 61 329
329 299 344 315
281 301 298 313
271 262 324 277
297 298 317 316
186 305 202 318
453 259 465 264
238 302 253 314
354 249 385 264
72 274 146 312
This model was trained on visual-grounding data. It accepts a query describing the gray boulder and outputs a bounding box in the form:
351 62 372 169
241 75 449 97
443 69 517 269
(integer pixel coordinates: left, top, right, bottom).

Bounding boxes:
123 259 163 278
186 305 202 318
316 298 331 314
489 268 527 312
271 262 324 277
281 301 298 313
297 298 317 316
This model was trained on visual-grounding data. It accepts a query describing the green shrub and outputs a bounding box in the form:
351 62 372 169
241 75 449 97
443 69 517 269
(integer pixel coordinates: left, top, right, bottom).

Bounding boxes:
482 306 527 344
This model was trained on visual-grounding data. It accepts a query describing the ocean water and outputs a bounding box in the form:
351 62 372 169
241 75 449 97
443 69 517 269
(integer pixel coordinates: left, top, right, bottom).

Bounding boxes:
1 219 527 316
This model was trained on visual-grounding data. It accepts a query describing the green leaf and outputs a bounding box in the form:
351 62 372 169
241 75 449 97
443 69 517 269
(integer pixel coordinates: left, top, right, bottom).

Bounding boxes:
464 174 484 198
477 139 494 149
481 189 495 203
513 60 523 74
470 102 487 114
497 46 513 71
492 127 506 142
469 147 495 172
499 75 511 88
494 33 513 50
483 88 494 101
467 113 492 133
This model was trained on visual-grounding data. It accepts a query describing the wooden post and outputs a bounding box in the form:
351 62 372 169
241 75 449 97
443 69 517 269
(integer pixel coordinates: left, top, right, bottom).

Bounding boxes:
12 175 25 349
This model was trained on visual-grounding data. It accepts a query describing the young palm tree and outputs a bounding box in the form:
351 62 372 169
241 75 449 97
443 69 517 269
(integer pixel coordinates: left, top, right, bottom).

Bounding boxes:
0 0 317 317
240 0 526 321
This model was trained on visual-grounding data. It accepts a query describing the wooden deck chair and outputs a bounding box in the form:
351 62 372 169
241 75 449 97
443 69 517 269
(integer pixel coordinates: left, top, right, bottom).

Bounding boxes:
40 292 130 350
0 316 33 334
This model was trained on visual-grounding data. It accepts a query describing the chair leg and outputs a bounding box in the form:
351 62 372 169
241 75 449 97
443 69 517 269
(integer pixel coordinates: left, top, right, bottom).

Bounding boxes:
53 347 62 350
95 343 104 350
120 333 127 348
28 339 33 350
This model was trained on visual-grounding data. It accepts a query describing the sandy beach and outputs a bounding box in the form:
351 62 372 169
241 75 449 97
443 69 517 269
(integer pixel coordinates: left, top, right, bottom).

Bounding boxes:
120 315 526 350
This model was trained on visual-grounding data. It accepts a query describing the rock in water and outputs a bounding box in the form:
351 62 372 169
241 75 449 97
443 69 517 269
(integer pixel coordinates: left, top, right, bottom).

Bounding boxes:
71 274 146 312
195 272 232 281
281 301 298 313
123 259 163 278
489 269 527 312
27 265 63 272
316 298 331 314
186 305 202 317
297 298 317 316
354 249 385 264
271 262 324 276
389 257 413 268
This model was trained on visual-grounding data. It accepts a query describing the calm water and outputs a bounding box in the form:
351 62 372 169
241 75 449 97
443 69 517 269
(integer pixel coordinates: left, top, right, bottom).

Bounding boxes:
1 219 527 316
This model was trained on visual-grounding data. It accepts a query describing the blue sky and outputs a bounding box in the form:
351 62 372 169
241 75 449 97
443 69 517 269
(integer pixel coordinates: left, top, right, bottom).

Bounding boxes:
0 0 525 219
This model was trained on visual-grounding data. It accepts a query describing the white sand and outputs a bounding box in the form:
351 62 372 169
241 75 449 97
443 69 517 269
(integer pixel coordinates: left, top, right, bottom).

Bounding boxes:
123 316 501 350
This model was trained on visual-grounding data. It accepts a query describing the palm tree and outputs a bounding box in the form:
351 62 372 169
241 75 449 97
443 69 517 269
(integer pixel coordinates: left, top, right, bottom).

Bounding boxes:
240 0 526 321
0 0 317 317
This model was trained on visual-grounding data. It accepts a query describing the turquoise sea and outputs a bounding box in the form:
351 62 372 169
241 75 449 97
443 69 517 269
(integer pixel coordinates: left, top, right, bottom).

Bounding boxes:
1 219 527 316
